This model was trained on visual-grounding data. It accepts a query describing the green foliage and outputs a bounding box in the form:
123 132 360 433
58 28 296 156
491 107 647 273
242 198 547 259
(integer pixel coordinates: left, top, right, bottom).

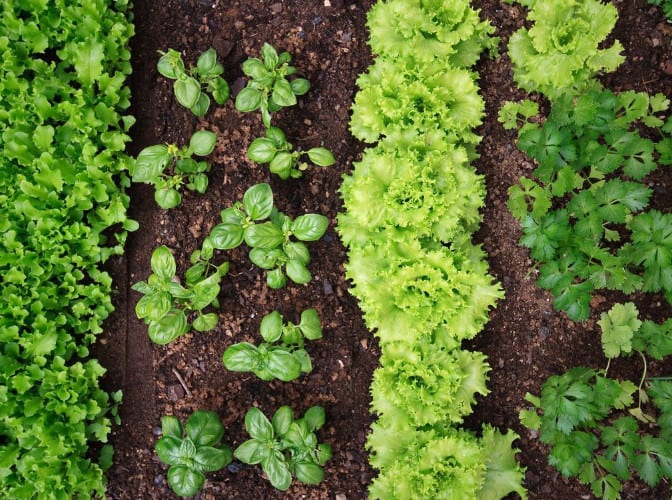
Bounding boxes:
0 0 134 496
207 183 328 288
131 245 228 344
503 89 672 320
521 303 672 498
157 48 230 116
247 126 335 180
223 309 322 381
341 0 526 497
131 130 217 208
504 0 624 99
155 410 232 497
234 406 332 491
366 0 498 66
235 43 310 127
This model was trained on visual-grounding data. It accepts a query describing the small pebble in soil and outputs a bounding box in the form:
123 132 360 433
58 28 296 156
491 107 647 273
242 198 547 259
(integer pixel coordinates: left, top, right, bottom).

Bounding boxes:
323 279 333 295
154 474 165 486
227 462 243 474
152 426 162 436
335 494 346 500
270 2 282 14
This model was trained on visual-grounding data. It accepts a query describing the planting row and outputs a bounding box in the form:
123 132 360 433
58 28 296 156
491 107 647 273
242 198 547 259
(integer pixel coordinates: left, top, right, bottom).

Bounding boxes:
0 0 135 497
503 1 672 498
339 0 526 498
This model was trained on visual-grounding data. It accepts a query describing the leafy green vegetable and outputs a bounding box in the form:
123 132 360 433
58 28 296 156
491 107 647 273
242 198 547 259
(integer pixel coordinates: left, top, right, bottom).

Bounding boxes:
157 47 230 116
504 0 624 99
247 126 335 179
130 130 217 208
234 406 332 491
155 410 232 497
223 309 322 381
503 89 671 319
132 245 228 344
235 43 310 127
207 183 328 288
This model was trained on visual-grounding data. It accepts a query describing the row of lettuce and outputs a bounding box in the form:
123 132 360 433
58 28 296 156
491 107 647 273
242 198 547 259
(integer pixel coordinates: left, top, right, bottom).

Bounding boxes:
502 0 672 498
337 1 526 498
0 0 135 497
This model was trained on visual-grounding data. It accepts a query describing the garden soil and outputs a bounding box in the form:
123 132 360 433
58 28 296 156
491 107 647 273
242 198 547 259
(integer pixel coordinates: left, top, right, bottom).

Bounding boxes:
97 1 672 498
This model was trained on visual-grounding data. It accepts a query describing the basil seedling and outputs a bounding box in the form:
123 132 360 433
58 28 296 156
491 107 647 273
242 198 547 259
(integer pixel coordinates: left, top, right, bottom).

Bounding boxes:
157 48 230 116
155 410 233 497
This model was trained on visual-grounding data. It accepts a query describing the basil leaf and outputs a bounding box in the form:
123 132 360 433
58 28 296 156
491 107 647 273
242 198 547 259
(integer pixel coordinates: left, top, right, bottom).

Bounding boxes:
272 406 293 437
267 268 287 289
151 245 176 280
189 130 217 156
245 407 274 440
269 152 294 179
191 173 209 194
189 92 210 116
235 87 262 112
161 416 183 440
133 144 171 182
193 445 231 472
290 78 310 96
298 309 322 340
262 453 292 491
135 292 171 322
193 312 218 332
167 465 205 498
148 309 188 345
196 48 219 75
283 241 310 265
222 342 258 372
243 183 274 220
316 443 332 465
286 259 312 284
155 187 181 209
186 410 224 447
294 348 313 373
306 147 335 167
155 436 182 466
157 49 183 79
209 77 230 104
261 42 279 69
247 137 277 164
234 439 266 465
267 349 302 381
242 58 267 79
191 274 221 310
209 222 244 250
291 214 328 241
174 76 201 108
265 126 287 147
260 310 283 342
303 406 326 431
294 461 324 485
272 79 296 107
249 247 283 269
244 222 284 249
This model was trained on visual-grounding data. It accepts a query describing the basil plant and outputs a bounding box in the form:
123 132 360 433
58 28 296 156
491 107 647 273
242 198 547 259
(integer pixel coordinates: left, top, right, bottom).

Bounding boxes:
155 410 232 497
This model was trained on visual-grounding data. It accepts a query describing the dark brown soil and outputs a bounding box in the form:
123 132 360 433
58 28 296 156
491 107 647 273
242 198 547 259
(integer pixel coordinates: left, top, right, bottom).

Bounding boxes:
98 1 672 498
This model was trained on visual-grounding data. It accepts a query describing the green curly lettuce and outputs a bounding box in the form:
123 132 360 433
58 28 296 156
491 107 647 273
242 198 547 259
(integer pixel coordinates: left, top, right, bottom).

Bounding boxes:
367 422 526 500
337 139 484 248
350 57 485 144
505 0 624 99
367 0 498 67
371 341 490 427
345 237 504 345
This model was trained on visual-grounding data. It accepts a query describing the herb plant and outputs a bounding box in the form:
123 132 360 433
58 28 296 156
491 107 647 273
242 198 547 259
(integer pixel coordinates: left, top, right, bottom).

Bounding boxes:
207 183 328 288
234 406 332 491
223 309 322 381
235 43 310 127
501 89 672 320
157 48 230 116
131 130 217 208
247 126 335 180
132 245 228 344
503 0 624 99
520 302 672 499
155 410 233 497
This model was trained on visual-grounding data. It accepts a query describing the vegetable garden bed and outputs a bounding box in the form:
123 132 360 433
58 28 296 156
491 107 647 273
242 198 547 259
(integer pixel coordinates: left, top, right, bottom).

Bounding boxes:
3 0 671 499
103 0 672 498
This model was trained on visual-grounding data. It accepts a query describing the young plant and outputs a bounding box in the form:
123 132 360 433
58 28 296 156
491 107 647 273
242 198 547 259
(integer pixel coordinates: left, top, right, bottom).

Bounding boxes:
234 42 310 127
520 303 672 499
247 126 335 179
207 183 328 288
131 130 217 209
223 309 322 381
234 406 332 491
155 410 233 497
502 89 672 320
504 0 624 99
132 245 228 344
157 48 230 116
